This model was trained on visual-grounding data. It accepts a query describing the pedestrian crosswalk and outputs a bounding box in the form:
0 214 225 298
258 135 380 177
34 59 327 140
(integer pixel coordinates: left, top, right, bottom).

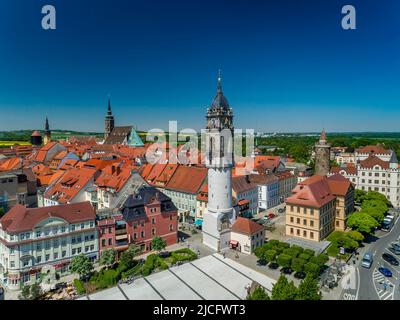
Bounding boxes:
373 269 394 300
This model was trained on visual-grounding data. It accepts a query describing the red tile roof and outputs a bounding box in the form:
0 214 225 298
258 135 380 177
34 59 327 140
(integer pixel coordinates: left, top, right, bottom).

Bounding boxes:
331 166 358 175
359 155 389 169
356 145 390 155
0 157 22 172
232 175 258 193
327 174 353 197
95 164 132 192
165 165 207 194
286 175 336 208
0 201 95 234
44 167 96 204
232 217 263 235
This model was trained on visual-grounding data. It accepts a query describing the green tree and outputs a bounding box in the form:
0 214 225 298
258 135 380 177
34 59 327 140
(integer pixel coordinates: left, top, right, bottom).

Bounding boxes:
264 249 277 262
70 254 93 280
19 285 31 300
304 262 320 277
126 243 141 256
277 254 292 267
99 249 116 268
0 207 5 218
296 274 322 300
347 230 364 243
354 189 367 204
347 212 379 234
271 275 297 300
29 283 43 300
291 258 306 272
247 286 270 300
151 236 167 253
365 191 391 207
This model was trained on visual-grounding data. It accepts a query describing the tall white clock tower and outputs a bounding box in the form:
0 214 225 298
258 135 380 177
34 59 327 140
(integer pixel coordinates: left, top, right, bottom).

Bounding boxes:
202 73 236 251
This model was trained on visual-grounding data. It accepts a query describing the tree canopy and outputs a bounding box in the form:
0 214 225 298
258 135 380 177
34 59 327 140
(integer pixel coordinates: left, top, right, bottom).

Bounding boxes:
70 254 94 280
246 287 270 300
99 249 116 268
152 236 167 253
347 212 379 234
296 274 322 300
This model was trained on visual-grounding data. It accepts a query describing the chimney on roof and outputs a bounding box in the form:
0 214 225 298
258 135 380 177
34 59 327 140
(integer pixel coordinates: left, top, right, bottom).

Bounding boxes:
245 175 250 183
111 165 116 175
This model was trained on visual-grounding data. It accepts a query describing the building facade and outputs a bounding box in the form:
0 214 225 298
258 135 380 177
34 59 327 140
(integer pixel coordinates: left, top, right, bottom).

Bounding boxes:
0 202 98 290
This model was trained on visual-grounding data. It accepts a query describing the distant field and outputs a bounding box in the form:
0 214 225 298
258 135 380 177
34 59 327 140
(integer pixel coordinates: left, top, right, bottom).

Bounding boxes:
0 141 31 147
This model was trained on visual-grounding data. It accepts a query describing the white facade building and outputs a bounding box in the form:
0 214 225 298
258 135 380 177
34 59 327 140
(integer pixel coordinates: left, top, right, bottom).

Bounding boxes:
202 75 236 251
331 148 400 207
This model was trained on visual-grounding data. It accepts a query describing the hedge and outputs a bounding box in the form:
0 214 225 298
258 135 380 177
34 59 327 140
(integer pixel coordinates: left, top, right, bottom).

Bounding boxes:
73 279 86 295
277 254 292 268
91 268 120 289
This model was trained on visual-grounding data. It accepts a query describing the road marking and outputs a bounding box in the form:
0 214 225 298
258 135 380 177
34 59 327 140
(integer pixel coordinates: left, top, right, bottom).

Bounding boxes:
355 267 360 300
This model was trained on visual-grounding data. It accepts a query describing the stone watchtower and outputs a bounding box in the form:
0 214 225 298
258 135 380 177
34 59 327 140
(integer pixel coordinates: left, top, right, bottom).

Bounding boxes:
104 97 115 140
314 129 331 176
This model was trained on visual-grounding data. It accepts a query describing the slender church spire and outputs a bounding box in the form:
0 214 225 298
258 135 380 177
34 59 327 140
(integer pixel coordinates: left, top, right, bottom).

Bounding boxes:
217 69 222 94
104 96 115 141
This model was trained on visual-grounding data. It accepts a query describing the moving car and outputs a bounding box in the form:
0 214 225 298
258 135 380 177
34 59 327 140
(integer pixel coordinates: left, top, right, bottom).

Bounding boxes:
382 253 399 266
382 216 394 232
378 267 393 277
361 252 373 268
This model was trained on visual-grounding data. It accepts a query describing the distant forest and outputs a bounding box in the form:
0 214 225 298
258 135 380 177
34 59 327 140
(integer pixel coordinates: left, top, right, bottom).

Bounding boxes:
257 133 400 164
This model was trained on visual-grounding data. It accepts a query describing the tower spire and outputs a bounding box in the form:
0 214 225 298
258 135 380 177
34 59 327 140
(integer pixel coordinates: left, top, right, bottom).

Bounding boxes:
217 69 222 94
107 95 112 114
45 116 49 131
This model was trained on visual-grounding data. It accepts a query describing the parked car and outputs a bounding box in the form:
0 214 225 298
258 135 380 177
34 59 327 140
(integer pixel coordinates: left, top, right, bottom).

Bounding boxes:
378 267 393 277
280 267 293 275
268 213 275 219
294 271 306 279
388 247 400 256
278 208 285 213
361 252 373 268
268 262 279 270
257 259 267 266
382 253 399 266
391 242 400 251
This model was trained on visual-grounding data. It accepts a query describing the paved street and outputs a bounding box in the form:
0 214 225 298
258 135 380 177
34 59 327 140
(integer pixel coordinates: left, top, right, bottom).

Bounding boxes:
341 215 400 300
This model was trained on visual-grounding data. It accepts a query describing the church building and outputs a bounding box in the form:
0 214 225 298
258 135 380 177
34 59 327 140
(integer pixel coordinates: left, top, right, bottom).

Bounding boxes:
103 98 144 147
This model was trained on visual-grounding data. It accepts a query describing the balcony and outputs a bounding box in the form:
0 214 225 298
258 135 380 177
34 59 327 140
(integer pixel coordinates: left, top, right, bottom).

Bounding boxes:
115 229 127 236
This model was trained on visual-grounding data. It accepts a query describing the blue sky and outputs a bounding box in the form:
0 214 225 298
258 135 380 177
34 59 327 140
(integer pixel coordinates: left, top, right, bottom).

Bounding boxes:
0 0 399 132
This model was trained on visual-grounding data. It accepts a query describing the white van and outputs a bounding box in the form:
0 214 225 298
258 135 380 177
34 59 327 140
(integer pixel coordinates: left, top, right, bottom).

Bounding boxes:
361 252 373 268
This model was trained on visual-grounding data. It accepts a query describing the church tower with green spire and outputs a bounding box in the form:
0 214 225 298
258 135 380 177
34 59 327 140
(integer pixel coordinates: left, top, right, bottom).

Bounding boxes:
104 97 115 140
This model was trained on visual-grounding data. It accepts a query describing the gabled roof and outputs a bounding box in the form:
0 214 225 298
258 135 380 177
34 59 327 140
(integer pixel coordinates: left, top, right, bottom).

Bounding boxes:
232 175 258 193
327 174 353 196
95 164 132 192
0 157 22 172
286 175 336 208
232 217 263 235
44 167 96 204
331 166 358 175
359 155 389 169
165 165 207 194
356 145 390 155
0 201 95 234
104 126 133 145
